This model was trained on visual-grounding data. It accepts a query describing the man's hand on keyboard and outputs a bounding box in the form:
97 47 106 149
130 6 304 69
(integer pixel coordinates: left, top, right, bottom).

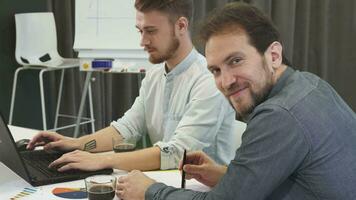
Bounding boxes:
27 131 80 152
48 150 109 172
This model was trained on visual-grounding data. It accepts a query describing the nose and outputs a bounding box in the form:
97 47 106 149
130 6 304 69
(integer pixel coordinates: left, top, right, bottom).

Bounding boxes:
140 33 150 47
221 68 236 91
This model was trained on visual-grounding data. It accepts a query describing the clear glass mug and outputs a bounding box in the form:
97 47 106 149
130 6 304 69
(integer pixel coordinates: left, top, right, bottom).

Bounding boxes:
85 175 116 200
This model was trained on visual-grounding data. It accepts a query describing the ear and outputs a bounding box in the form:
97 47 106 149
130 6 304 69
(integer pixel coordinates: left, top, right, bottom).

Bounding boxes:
266 41 283 70
175 17 189 35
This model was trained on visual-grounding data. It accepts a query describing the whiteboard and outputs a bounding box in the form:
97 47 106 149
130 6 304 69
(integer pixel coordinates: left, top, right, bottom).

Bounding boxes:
74 0 142 50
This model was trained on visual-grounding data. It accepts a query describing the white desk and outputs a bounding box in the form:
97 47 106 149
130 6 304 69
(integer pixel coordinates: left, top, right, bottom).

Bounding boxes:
0 126 209 199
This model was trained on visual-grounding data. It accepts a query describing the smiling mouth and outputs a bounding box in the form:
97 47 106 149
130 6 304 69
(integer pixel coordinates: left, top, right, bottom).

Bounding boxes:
228 87 247 98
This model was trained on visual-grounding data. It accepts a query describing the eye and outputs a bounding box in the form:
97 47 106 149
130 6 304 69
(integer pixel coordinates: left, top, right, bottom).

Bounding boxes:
209 67 221 76
230 57 242 65
146 29 157 35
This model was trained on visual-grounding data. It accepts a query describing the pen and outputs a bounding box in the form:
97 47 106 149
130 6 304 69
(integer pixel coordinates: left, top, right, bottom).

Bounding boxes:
181 149 187 188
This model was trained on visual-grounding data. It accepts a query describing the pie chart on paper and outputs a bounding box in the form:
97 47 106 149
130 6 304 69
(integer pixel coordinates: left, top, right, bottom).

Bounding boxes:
52 187 87 199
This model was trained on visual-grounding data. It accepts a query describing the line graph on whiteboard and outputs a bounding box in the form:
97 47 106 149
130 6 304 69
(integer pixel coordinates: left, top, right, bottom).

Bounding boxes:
87 0 135 36
75 0 141 50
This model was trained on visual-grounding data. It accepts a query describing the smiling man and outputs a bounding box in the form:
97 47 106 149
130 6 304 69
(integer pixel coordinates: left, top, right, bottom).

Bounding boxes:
27 0 236 173
206 29 280 122
115 2 356 200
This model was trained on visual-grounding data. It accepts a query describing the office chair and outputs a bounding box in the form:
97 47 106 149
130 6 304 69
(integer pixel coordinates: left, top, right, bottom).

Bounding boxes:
9 12 95 134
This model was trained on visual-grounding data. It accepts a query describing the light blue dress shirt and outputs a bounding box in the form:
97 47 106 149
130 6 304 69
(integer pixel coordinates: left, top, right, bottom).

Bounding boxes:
111 49 236 169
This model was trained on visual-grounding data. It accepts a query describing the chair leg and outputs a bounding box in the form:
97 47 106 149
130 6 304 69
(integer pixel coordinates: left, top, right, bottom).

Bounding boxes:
9 67 30 125
39 69 49 130
88 80 96 133
54 69 65 129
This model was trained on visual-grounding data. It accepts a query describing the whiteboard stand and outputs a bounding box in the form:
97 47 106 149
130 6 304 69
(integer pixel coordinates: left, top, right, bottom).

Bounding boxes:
73 71 95 138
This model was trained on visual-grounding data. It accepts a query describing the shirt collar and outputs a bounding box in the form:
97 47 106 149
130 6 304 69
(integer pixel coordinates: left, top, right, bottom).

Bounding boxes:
243 66 294 122
267 66 294 99
164 48 198 79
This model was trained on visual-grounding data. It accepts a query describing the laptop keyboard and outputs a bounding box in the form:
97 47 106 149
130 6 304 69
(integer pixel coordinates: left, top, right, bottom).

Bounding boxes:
21 150 81 177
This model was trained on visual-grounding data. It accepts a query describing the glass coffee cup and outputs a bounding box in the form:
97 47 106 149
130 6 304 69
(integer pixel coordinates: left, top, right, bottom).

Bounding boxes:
85 175 116 200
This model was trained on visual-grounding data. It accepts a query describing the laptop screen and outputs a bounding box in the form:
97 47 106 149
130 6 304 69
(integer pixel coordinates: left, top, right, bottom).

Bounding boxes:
0 113 31 183
0 113 113 186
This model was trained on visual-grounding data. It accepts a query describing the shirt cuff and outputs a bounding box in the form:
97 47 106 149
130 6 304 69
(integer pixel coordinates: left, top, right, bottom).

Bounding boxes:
145 182 167 199
154 141 182 170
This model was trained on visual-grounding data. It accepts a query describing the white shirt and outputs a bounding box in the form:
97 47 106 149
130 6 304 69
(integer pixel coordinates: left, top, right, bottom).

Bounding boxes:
111 49 236 169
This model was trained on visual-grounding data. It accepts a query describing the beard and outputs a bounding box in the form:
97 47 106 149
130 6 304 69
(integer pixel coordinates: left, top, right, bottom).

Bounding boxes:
233 59 274 121
148 33 180 64
235 81 273 121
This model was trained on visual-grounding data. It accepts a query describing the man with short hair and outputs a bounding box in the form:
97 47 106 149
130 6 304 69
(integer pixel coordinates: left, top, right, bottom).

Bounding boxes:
115 2 356 200
27 0 236 171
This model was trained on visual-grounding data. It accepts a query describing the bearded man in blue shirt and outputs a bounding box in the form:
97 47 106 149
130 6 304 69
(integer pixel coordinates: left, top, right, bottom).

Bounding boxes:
116 2 356 200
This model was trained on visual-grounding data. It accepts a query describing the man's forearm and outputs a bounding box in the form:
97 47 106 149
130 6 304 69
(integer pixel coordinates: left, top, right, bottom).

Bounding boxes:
105 146 161 171
78 126 123 152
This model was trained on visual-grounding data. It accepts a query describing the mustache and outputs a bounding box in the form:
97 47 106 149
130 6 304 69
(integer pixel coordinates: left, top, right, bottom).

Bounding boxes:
225 83 249 97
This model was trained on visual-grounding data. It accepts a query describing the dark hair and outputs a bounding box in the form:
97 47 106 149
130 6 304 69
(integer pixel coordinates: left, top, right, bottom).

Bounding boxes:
200 2 291 66
135 0 193 24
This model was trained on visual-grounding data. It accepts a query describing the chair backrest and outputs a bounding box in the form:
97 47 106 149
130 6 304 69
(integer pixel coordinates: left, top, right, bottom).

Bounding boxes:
15 12 63 67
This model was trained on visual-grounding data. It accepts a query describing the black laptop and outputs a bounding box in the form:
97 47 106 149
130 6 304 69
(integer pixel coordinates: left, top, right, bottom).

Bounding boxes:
0 113 113 186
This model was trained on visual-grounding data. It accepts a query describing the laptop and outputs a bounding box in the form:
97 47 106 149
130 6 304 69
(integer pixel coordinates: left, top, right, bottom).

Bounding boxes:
0 113 113 186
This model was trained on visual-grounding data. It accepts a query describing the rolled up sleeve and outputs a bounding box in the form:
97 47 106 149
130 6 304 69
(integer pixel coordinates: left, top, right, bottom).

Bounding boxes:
155 76 230 170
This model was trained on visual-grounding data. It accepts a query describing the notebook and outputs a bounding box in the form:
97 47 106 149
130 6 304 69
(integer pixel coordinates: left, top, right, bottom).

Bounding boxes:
0 113 113 186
